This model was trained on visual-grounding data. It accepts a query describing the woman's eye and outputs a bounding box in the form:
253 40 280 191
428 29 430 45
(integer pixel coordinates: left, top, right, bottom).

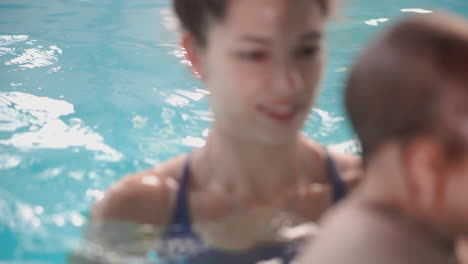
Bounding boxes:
239 51 267 61
296 46 319 58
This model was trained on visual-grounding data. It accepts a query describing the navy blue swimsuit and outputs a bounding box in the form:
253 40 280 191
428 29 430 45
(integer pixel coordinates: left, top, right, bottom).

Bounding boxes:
159 151 347 264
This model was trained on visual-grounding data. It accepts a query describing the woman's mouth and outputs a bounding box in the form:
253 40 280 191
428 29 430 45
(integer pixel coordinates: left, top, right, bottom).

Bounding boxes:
258 104 299 123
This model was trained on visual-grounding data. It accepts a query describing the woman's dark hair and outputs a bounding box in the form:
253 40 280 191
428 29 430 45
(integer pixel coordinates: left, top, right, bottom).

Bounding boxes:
173 0 334 47
345 13 468 165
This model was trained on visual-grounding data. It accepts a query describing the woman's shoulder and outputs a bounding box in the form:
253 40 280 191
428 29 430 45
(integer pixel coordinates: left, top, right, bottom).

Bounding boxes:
90 154 188 226
304 138 363 189
327 149 363 189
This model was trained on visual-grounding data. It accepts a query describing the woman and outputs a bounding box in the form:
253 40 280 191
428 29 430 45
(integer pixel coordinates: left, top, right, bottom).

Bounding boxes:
87 0 361 263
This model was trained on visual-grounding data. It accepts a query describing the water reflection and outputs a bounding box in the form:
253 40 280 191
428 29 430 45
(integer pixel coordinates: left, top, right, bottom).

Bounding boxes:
0 91 123 162
364 18 389 26
5 45 62 69
0 35 63 70
401 8 433 14
0 154 22 169
181 136 206 148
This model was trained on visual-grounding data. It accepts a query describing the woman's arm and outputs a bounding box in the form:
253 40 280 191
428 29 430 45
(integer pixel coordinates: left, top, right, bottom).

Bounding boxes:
67 170 177 263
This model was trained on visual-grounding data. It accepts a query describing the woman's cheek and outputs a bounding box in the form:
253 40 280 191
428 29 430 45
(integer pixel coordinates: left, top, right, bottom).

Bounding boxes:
304 62 323 89
232 65 271 92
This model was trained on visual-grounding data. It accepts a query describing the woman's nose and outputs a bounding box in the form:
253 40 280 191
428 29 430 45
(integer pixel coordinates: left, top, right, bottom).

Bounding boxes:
272 63 303 96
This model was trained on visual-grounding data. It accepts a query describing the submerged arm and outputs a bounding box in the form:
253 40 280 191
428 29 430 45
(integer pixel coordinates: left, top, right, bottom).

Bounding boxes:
67 170 176 263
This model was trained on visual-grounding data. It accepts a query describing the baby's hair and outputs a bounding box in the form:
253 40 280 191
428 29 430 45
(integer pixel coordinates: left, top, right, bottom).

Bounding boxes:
345 13 468 164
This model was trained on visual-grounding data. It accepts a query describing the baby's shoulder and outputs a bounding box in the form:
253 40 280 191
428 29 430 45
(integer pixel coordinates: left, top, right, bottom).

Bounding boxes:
297 202 412 264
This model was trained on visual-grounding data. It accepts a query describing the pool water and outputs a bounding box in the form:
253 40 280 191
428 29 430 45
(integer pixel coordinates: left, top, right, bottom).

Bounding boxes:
0 0 467 262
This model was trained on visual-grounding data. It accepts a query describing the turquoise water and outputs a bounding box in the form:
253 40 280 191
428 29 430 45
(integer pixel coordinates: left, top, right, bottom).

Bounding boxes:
0 0 467 262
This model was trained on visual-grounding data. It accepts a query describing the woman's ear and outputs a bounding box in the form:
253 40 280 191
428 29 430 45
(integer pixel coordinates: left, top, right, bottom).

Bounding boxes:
181 32 204 79
403 138 445 216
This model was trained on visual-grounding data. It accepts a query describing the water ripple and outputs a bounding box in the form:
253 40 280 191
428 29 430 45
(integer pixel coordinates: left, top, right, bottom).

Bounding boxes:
0 35 29 47
364 18 390 26
401 8 433 14
0 35 62 71
0 154 22 170
0 92 123 162
4 46 62 69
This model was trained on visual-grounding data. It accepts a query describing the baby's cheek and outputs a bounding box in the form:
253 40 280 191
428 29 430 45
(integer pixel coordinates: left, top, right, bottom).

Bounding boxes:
445 171 468 230
456 238 468 264
304 66 322 87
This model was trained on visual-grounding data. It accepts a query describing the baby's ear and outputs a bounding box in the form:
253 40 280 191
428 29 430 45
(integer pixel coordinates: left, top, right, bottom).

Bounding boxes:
181 32 204 79
403 137 445 215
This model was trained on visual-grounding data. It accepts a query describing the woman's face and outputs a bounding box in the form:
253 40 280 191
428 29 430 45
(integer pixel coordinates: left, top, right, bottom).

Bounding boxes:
192 0 326 144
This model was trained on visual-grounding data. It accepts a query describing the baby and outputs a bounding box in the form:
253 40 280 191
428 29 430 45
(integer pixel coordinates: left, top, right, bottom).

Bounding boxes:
296 12 468 264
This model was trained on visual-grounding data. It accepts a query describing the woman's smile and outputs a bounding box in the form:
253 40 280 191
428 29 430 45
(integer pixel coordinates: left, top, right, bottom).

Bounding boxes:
257 102 303 123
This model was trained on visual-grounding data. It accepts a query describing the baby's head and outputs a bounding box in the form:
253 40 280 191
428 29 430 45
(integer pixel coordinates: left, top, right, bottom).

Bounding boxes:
346 13 468 235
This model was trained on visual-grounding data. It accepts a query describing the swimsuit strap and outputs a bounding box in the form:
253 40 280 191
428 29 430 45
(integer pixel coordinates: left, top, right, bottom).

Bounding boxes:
324 150 348 203
168 156 193 233
168 151 347 233
161 156 206 263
